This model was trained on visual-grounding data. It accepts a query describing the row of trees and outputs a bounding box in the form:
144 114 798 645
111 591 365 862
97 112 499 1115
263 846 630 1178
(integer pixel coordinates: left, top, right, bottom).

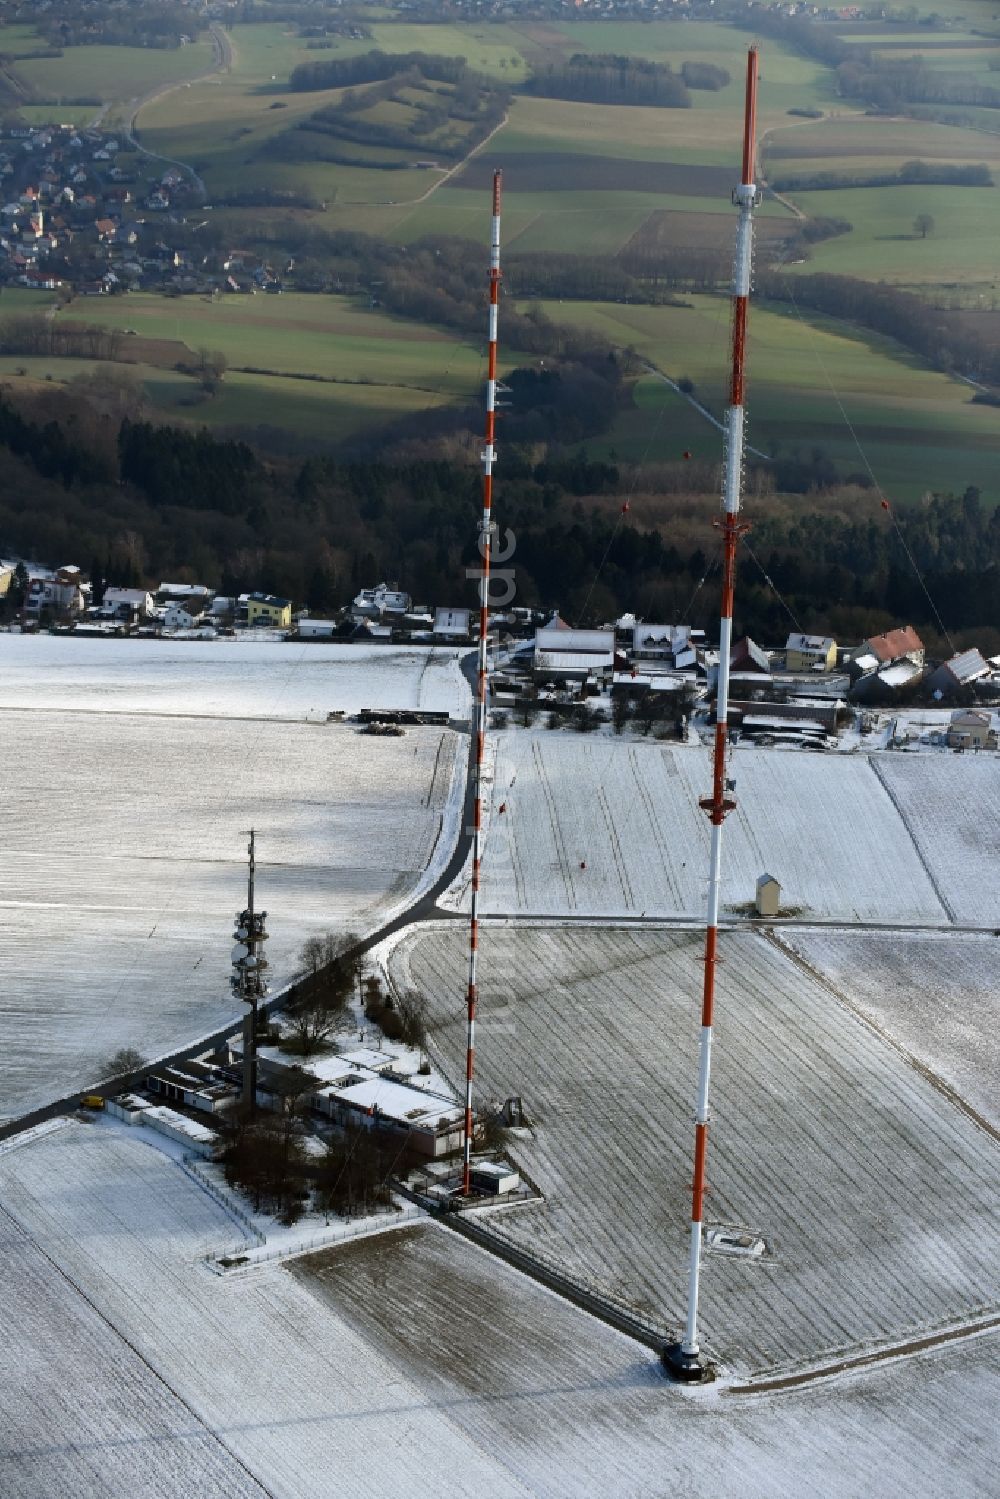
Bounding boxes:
771 160 991 193
527 53 691 108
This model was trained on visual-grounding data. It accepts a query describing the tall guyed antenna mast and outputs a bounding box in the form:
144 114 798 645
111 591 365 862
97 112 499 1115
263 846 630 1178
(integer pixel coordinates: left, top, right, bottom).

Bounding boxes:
664 47 760 1384
462 168 502 1197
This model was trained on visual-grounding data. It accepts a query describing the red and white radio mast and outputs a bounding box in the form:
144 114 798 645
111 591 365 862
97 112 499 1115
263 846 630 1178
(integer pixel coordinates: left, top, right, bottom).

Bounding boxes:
462 169 502 1197
664 47 760 1383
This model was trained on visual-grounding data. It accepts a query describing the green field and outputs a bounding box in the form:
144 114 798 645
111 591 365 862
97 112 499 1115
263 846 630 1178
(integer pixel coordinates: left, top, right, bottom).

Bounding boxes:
137 20 832 244
789 183 1000 284
13 37 215 104
0 352 454 441
531 296 1000 501
0 288 510 442
54 290 501 394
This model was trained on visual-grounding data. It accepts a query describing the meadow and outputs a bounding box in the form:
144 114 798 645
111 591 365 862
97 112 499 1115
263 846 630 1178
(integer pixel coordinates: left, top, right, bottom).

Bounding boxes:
529 295 1000 500
11 36 215 105
0 289 503 442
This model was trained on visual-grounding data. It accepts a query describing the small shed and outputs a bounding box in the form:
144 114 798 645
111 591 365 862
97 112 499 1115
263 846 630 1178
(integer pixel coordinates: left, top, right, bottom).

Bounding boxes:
755 873 781 918
470 1162 520 1196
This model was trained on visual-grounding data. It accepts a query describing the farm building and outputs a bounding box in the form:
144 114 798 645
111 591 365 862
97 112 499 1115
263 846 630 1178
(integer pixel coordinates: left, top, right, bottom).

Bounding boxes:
947 709 996 750
728 697 842 734
534 626 615 682
928 648 991 696
860 625 924 668
247 593 292 628
730 636 770 674
298 618 337 639
433 607 471 640
785 632 837 672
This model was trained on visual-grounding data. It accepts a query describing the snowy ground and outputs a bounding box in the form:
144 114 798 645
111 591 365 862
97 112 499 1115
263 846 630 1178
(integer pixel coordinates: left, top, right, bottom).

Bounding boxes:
784 927 1000 1130
387 923 1000 1376
0 1121 516 1499
0 635 470 720
442 733 959 924
2 1119 996 1499
0 639 468 1121
871 755 1000 926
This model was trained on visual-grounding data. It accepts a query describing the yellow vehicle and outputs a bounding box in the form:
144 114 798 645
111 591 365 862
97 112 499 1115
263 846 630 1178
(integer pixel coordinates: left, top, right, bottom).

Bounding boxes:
80 1094 105 1110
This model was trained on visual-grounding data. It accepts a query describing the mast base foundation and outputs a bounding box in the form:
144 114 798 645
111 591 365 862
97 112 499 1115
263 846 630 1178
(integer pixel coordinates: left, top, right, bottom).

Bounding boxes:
661 1342 716 1384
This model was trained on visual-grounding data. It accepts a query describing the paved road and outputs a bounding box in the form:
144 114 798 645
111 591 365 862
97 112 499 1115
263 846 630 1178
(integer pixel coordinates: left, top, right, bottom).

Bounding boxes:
122 23 232 201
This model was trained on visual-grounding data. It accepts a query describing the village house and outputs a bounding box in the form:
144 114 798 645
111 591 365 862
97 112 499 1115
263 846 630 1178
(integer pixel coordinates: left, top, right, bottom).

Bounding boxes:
24 565 84 617
351 583 412 622
784 632 838 672
629 622 704 669
433 606 471 640
246 593 292 628
946 709 997 750
860 625 924 668
163 601 208 631
101 587 154 622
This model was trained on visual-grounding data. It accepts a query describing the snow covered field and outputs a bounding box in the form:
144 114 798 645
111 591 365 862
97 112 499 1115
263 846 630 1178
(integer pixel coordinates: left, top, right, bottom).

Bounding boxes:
299 1221 1000 1499
387 924 1000 1375
785 928 1000 1129
3 1121 995 1493
2 1119 996 1499
0 635 470 720
443 734 954 923
873 756 1000 927
0 1122 518 1499
0 638 468 1121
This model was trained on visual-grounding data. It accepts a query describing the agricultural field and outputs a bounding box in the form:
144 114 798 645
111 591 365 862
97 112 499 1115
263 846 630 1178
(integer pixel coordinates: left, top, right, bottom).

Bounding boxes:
441 733 959 925
872 754 1000 926
135 20 827 247
785 928 1000 1128
0 638 468 1120
11 36 215 107
0 1121 516 1499
789 183 1000 285
2 1117 996 1497
54 291 495 398
530 296 1000 500
387 923 1000 1375
0 290 497 444
301 1217 1000 1498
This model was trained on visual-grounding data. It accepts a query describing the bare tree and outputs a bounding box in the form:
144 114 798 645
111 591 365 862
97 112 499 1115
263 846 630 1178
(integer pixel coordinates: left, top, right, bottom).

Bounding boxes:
913 213 935 239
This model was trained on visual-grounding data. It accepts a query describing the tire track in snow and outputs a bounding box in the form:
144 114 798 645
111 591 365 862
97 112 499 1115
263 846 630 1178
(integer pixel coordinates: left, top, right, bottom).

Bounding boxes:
533 740 576 912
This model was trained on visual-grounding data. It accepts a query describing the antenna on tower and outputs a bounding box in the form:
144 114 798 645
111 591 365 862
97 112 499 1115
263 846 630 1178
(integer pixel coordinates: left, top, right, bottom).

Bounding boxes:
232 828 269 1117
663 46 761 1385
461 168 502 1198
